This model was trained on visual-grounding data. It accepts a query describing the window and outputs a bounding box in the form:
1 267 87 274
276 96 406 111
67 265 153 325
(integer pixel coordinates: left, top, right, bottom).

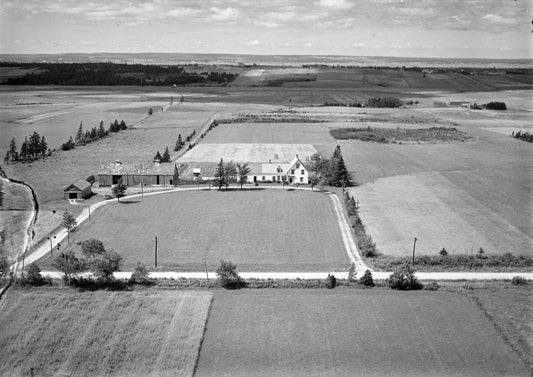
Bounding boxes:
301 169 304 175
291 169 295 174
300 177 303 182
296 163 300 169
262 176 265 181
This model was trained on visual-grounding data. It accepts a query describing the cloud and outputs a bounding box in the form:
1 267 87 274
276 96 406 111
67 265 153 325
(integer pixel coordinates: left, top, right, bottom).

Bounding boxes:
208 7 240 22
245 40 260 45
316 0 353 10
304 42 313 47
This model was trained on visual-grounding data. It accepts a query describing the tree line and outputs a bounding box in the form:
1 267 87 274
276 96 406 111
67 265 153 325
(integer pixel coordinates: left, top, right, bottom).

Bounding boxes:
2 62 238 86
5 132 48 163
511 130 532 143
62 119 128 151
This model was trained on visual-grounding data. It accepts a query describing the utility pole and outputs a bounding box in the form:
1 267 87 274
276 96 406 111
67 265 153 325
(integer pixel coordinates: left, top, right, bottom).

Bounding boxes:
204 261 209 286
154 236 158 268
412 237 418 266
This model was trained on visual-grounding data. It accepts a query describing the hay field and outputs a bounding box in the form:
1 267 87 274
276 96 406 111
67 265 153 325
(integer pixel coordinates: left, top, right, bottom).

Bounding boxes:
195 290 528 377
0 178 33 262
201 122 336 146
354 172 532 257
178 143 318 164
342 102 532 258
37 190 349 272
0 289 212 377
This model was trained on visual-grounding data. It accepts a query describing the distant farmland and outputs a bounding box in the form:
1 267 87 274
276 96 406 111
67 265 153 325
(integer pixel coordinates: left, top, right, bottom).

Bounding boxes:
195 289 528 377
38 189 349 271
0 289 212 377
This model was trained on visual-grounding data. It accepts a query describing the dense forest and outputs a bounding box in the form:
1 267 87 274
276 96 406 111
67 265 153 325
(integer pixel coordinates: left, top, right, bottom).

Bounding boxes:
0 62 238 86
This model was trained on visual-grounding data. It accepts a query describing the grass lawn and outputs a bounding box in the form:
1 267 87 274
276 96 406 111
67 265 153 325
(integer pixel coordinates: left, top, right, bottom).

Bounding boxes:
37 189 349 272
0 288 212 377
195 289 528 377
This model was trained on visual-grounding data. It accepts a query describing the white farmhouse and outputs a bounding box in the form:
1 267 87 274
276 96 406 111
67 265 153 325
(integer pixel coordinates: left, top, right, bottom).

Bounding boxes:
247 155 309 184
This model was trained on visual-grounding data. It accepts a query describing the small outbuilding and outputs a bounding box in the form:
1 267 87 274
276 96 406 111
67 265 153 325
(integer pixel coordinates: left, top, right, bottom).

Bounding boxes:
64 179 92 200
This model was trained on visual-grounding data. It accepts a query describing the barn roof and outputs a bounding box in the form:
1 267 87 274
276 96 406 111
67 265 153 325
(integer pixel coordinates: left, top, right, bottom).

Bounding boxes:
99 162 176 175
64 179 91 192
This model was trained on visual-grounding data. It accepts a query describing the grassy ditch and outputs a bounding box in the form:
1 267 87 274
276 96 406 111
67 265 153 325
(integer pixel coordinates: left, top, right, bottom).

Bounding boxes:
368 254 533 272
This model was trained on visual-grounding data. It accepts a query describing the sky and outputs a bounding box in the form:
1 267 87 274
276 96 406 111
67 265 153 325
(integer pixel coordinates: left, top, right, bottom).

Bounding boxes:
0 0 532 59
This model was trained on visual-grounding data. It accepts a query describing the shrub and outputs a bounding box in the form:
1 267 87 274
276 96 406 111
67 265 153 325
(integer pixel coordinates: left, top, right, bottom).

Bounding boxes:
22 264 45 286
326 274 337 289
358 234 377 257
216 260 246 289
388 263 423 290
347 262 357 282
53 251 86 285
485 101 507 110
359 269 374 287
130 262 151 284
90 250 122 282
511 276 527 286
439 247 448 257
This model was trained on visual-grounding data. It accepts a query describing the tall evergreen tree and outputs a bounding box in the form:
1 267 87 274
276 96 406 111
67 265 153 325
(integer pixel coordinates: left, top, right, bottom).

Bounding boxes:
75 122 84 144
119 120 127 130
20 137 29 161
214 158 226 190
28 131 40 158
97 121 106 138
40 136 48 157
9 137 17 161
153 151 162 162
334 155 351 187
161 146 171 162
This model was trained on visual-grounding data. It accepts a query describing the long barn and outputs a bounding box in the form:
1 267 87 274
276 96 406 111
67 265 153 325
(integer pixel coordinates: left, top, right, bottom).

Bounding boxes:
98 161 177 187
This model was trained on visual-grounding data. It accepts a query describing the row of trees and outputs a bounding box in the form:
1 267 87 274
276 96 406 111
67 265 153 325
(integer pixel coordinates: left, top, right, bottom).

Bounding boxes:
62 119 128 151
364 97 402 108
511 130 532 143
5 132 48 163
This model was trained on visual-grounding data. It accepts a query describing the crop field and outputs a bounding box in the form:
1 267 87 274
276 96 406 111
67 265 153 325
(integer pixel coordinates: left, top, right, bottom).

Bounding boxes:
466 286 532 373
0 289 212 377
179 143 319 164
353 172 532 258
201 122 336 145
343 115 532 258
195 289 528 377
0 178 33 261
37 189 349 271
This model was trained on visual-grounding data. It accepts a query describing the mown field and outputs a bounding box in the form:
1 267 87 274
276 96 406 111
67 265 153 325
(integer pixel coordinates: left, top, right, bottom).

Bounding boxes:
0 289 212 377
179 143 318 164
466 285 532 373
36 189 349 272
195 289 528 377
333 106 533 258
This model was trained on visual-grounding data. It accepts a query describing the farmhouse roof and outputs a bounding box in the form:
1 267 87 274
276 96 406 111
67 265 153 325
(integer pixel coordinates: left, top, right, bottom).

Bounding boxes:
64 179 91 192
287 155 307 172
99 162 176 175
260 163 291 175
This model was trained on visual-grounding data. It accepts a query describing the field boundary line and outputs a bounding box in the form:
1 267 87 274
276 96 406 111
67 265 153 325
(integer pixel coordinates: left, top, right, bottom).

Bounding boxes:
192 294 214 377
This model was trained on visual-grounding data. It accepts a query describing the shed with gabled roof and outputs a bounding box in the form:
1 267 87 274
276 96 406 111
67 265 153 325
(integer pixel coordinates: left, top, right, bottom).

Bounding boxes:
64 179 92 200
